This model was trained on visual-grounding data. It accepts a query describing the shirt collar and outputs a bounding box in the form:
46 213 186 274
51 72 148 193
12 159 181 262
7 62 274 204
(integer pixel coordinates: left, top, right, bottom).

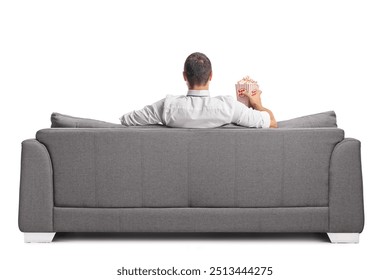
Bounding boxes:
186 90 210 97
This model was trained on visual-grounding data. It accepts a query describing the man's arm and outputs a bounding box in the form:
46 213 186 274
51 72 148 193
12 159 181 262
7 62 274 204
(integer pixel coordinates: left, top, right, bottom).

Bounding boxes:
120 98 165 126
239 87 278 128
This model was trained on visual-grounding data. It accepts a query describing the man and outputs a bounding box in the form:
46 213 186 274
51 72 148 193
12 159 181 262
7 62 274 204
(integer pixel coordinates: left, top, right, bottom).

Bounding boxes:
120 52 277 128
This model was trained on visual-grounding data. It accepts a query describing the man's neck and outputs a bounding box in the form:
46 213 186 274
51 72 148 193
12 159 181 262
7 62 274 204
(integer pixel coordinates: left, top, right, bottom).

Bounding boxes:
189 84 209 90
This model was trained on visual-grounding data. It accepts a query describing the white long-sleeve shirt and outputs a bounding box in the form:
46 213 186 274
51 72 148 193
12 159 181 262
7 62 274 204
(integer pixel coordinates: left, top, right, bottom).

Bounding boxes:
120 90 270 128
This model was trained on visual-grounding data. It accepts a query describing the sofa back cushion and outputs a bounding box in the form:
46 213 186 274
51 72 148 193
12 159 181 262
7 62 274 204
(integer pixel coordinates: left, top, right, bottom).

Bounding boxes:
277 111 337 128
37 127 344 208
51 112 125 128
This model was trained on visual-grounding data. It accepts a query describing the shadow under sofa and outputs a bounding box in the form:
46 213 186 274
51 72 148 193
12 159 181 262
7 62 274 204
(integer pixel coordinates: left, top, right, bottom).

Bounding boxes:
18 126 364 243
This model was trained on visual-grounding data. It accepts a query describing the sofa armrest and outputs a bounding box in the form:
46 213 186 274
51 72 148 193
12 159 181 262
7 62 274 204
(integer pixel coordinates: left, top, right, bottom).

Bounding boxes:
18 139 54 232
329 138 364 233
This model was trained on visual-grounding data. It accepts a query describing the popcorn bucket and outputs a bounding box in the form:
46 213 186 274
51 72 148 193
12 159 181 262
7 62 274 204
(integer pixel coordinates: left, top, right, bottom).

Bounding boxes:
235 83 258 107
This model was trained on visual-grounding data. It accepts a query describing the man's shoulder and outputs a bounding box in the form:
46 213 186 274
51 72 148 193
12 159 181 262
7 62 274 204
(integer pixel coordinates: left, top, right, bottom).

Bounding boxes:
213 95 235 107
164 94 185 100
213 95 234 101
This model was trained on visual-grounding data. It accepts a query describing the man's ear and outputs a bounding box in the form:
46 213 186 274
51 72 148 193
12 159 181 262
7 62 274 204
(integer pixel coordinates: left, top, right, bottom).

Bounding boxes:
209 71 213 81
183 71 187 81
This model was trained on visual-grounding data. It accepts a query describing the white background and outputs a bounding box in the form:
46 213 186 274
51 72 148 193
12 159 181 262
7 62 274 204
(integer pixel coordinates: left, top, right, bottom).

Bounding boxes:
1 0 389 279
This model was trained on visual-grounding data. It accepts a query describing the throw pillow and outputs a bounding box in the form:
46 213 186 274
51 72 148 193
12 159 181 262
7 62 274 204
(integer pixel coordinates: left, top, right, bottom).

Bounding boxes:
51 112 125 128
277 111 337 128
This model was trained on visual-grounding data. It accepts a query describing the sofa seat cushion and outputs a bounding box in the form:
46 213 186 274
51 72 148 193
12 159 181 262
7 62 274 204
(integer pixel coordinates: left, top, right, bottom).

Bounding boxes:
37 127 344 208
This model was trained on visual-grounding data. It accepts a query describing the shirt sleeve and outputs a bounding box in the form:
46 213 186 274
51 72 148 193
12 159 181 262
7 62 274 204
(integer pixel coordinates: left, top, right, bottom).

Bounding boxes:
231 101 271 128
119 98 165 126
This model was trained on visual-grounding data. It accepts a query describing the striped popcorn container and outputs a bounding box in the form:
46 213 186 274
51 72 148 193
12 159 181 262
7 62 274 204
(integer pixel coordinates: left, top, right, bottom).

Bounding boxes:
235 83 258 107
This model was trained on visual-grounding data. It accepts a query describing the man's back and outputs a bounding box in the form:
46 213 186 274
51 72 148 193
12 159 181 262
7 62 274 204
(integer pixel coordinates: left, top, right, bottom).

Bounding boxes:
163 91 234 128
120 90 270 129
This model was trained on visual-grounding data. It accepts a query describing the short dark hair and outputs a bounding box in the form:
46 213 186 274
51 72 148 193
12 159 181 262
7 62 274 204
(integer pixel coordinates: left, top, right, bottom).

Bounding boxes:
184 52 212 88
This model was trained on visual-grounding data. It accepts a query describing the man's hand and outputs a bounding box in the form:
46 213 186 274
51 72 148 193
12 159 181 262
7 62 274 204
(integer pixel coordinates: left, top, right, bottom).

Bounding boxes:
238 86 263 110
244 86 263 110
238 86 278 128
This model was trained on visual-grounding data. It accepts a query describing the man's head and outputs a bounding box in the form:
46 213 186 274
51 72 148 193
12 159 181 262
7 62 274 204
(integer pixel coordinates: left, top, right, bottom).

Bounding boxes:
183 52 212 89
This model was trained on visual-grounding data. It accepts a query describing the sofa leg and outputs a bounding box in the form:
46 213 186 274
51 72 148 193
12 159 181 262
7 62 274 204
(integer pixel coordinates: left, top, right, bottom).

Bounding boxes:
327 233 359 244
24 232 56 243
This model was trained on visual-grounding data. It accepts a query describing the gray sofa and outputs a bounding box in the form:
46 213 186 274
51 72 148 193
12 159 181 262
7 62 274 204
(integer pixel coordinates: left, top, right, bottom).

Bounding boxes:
18 126 364 243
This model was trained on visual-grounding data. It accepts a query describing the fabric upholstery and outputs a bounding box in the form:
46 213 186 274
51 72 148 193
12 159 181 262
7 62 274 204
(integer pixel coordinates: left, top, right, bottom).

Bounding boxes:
19 125 365 235
36 127 344 208
329 138 364 233
19 139 54 232
277 111 337 128
53 207 329 232
51 112 125 128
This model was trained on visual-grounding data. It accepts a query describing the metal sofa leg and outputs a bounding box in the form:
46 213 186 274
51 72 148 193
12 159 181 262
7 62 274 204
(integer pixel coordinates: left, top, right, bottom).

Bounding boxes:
24 232 56 243
327 233 359 244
